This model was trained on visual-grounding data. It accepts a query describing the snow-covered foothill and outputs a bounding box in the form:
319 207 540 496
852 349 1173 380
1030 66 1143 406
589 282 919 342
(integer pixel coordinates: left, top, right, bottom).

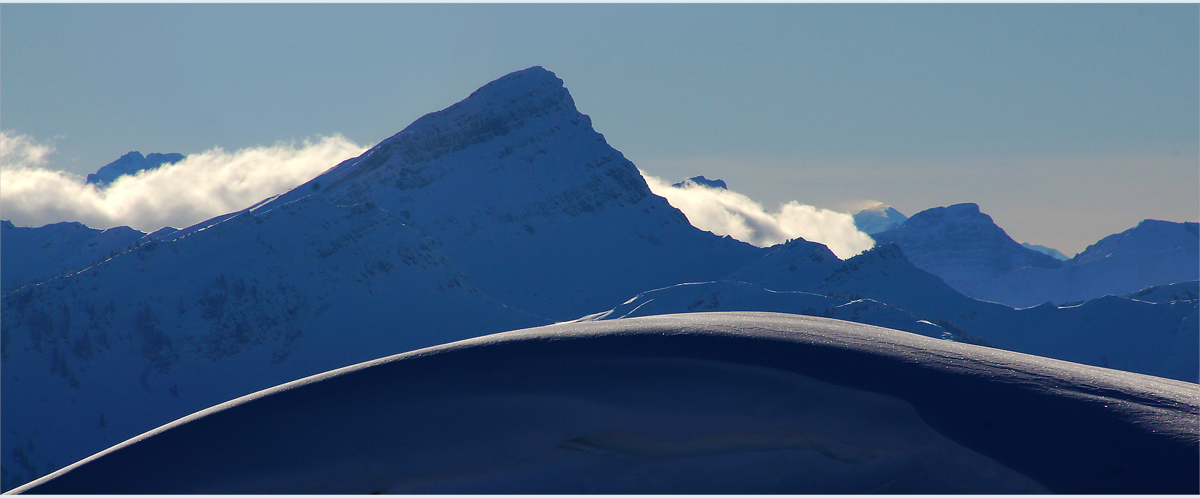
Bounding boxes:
871 204 1199 308
10 313 1196 494
0 220 147 293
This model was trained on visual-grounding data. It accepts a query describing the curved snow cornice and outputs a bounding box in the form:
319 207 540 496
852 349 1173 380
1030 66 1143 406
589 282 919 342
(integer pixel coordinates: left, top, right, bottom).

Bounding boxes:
12 313 1197 494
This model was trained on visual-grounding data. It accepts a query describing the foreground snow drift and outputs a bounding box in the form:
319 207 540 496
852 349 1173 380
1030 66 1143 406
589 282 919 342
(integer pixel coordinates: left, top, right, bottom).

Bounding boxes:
11 313 1197 494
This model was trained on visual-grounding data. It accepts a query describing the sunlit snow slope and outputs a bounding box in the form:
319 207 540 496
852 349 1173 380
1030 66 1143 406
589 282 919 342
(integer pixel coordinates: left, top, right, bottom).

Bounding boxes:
11 313 1197 494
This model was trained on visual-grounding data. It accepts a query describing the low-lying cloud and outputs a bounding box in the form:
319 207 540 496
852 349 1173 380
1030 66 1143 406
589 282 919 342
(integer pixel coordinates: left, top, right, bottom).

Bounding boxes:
0 132 366 233
642 171 874 259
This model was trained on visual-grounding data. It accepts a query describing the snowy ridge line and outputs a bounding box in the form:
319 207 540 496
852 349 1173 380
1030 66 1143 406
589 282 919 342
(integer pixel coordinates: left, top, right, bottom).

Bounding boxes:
10 313 1196 494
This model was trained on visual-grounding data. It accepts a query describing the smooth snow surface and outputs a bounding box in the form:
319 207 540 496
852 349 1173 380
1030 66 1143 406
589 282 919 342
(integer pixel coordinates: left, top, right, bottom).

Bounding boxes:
11 313 1197 494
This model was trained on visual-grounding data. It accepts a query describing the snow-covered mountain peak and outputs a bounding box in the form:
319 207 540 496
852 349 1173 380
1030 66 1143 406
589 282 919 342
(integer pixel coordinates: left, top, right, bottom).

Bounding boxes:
872 203 1062 285
281 66 644 221
252 66 762 321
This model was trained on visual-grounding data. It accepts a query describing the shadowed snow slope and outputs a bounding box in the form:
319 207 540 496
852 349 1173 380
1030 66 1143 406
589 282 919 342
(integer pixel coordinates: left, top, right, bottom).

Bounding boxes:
0 221 146 293
10 314 1197 494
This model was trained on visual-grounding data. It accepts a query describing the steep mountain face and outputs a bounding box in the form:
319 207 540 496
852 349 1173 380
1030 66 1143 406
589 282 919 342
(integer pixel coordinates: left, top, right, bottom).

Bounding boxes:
958 220 1199 308
85 151 185 187
852 204 907 235
870 203 1063 288
0 221 147 293
262 66 765 321
0 66 764 491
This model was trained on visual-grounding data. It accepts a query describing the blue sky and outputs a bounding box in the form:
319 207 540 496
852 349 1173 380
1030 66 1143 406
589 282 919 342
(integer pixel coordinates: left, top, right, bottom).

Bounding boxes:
2 3 1197 255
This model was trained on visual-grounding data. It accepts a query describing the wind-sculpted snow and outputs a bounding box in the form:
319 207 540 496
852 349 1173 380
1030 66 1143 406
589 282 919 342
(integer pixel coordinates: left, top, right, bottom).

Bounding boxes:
579 281 950 340
10 314 1196 494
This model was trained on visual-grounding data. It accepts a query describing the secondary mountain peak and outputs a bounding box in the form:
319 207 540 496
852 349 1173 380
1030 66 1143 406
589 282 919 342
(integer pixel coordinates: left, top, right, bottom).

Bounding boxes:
852 203 907 235
86 151 185 188
672 176 728 189
872 203 1062 286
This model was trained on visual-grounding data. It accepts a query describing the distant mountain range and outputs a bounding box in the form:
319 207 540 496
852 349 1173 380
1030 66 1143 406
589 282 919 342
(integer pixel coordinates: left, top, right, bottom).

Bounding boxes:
2 67 1196 491
869 203 1198 308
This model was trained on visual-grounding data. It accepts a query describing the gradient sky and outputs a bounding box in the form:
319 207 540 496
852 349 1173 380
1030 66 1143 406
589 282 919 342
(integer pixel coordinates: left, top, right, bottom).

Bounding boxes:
3 3 1197 256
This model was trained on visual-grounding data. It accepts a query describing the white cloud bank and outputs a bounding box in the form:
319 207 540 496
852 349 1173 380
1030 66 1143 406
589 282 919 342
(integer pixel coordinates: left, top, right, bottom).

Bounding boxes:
643 171 874 259
0 132 366 233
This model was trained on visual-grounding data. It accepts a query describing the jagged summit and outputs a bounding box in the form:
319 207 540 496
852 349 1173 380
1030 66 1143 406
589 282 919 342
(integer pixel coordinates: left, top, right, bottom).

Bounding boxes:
86 151 185 187
254 66 764 320
672 176 728 189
